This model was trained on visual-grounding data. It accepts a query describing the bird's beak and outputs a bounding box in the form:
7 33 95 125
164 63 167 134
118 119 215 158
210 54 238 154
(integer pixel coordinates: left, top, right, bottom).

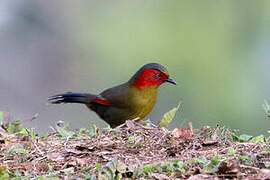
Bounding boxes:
165 77 177 85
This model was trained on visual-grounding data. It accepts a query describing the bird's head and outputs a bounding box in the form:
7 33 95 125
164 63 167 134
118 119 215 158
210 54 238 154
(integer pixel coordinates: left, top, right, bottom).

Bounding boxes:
129 63 177 90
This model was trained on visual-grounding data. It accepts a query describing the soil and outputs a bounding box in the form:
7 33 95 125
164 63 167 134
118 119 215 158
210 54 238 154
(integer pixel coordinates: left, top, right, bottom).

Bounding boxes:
0 120 269 179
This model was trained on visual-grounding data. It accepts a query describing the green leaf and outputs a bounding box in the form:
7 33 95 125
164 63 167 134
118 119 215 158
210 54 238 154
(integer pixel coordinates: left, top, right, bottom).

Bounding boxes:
159 103 181 128
173 160 185 173
36 176 60 180
81 167 92 173
252 135 265 144
95 162 102 170
111 129 121 133
265 162 270 168
103 125 112 131
197 156 208 164
143 164 153 173
154 162 163 173
87 130 96 137
97 158 125 180
128 136 135 142
239 134 252 142
19 128 28 136
0 111 3 125
92 124 98 133
55 120 75 139
231 134 239 141
6 145 26 157
29 128 37 141
184 158 197 165
78 128 86 134
161 161 174 172
0 166 9 180
40 132 48 138
210 155 220 166
6 120 23 133
203 166 219 174
238 155 250 161
227 147 235 155
46 163 54 171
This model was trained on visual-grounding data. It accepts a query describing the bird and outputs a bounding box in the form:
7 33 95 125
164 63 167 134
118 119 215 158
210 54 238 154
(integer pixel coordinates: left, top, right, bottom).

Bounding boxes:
48 63 177 128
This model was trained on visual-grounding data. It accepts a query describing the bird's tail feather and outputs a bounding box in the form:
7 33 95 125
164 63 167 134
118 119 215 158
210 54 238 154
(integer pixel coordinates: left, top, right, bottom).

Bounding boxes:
48 92 95 104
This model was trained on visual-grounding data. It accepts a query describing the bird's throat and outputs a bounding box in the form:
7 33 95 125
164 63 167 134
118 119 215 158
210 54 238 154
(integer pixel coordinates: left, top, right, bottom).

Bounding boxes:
127 86 158 120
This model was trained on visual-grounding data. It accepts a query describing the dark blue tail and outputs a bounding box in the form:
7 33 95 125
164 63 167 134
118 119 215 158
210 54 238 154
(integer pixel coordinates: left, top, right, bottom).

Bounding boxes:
48 92 95 104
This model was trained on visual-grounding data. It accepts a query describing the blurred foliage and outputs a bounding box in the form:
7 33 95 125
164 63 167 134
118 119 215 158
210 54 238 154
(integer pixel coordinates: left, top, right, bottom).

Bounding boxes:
73 0 270 134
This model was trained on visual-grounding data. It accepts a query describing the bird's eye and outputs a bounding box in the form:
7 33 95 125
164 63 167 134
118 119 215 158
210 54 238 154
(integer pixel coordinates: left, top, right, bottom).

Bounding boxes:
155 73 161 78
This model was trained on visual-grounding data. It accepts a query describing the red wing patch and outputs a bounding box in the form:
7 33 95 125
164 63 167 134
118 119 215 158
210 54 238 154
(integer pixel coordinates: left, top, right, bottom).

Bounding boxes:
92 96 112 106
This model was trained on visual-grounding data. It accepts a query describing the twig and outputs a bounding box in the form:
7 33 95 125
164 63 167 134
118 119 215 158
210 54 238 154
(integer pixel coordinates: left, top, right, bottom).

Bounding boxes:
240 164 260 171
22 113 39 123
33 142 44 156
189 122 194 134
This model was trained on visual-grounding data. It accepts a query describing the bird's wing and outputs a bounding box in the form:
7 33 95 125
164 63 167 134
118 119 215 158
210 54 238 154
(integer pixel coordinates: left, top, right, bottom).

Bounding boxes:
91 95 112 106
99 83 130 108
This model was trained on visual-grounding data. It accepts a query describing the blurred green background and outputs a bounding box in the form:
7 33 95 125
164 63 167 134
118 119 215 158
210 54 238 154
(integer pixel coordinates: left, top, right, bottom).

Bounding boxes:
0 1 269 135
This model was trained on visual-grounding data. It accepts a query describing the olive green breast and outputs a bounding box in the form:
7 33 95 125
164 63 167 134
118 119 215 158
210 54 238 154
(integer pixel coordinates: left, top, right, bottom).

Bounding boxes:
126 85 158 121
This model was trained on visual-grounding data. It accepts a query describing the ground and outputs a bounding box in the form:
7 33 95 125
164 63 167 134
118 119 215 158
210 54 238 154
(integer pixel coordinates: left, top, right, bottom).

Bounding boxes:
0 120 269 180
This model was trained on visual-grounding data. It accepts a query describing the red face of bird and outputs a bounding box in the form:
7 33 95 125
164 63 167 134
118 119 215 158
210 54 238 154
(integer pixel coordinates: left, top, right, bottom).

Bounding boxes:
130 63 177 90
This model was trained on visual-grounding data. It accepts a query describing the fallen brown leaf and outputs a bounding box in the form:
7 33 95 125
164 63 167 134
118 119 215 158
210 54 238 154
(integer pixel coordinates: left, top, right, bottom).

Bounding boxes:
171 128 192 138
